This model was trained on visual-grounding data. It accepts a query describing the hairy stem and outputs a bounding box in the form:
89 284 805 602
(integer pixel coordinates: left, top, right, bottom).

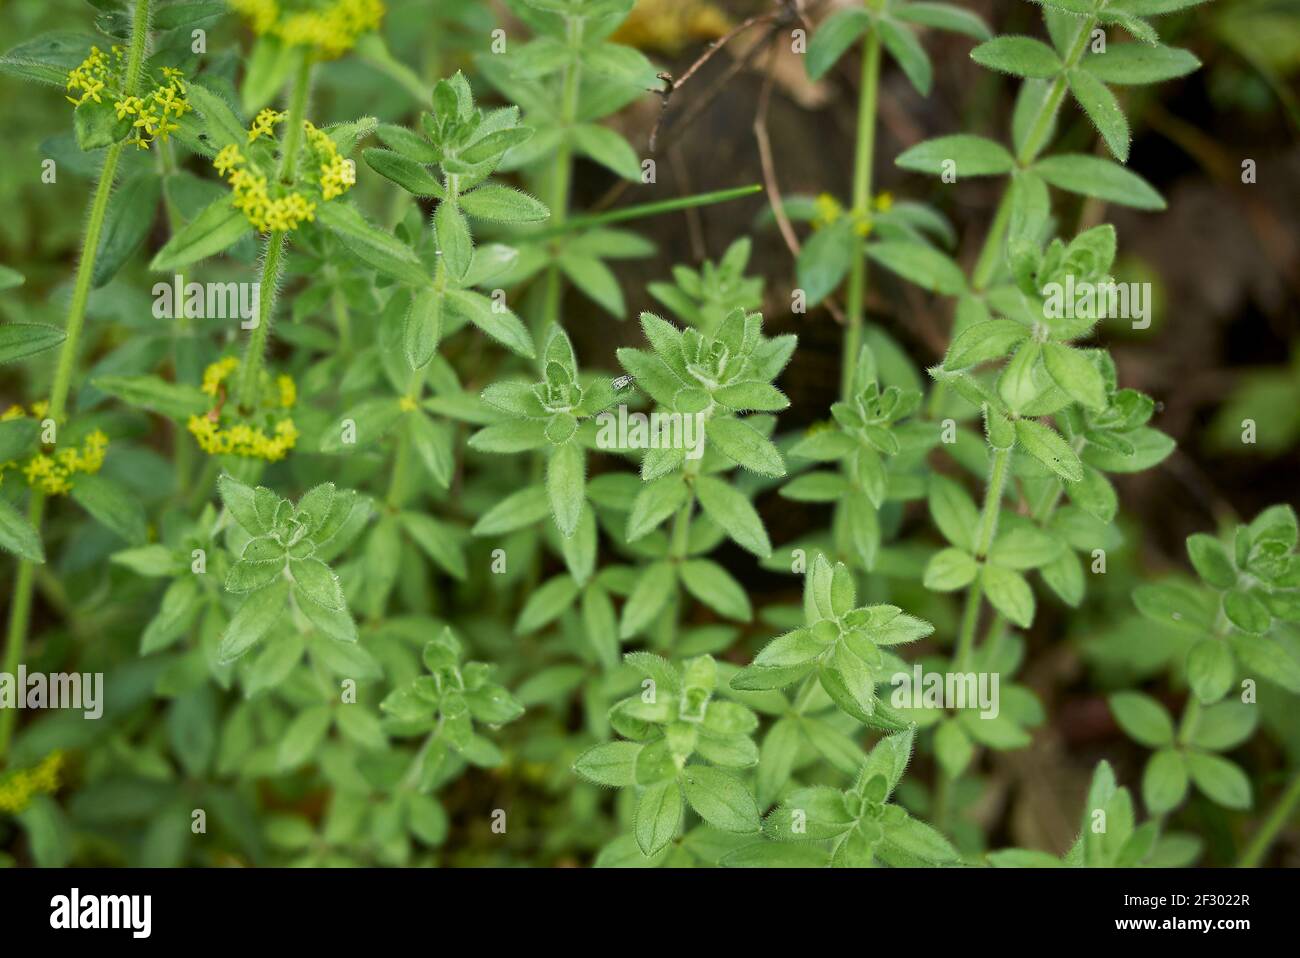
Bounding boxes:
841 28 881 400
235 231 287 410
235 55 313 410
0 0 154 764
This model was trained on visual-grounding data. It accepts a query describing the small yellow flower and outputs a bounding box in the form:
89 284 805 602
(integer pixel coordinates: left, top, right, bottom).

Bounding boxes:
189 360 300 461
63 49 190 149
0 752 65 815
231 0 386 60
811 193 842 231
248 107 286 143
398 396 417 413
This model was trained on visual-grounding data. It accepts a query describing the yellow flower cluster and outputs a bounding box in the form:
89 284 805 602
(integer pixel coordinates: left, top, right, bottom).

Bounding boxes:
0 404 108 497
248 107 285 143
214 117 354 232
304 121 356 200
0 752 64 815
810 191 894 237
230 0 386 60
66 48 190 149
187 358 300 462
215 141 317 233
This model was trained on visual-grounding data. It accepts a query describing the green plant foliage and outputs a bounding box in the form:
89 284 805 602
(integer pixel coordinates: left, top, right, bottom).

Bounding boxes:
0 0 1293 874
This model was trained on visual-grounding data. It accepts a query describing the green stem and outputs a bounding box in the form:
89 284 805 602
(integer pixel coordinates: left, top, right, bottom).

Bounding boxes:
953 447 1010 674
0 0 154 764
1238 773 1300 867
331 286 352 352
1015 17 1096 166
962 17 1097 304
975 446 1011 558
970 187 1014 293
277 53 313 184
671 458 703 559
235 230 287 411
234 55 312 409
841 28 881 400
1176 696 1202 746
953 579 984 673
539 15 584 335
527 184 762 240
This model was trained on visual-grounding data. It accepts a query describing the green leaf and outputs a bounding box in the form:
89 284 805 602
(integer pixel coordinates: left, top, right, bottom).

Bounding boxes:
1143 749 1189 814
1187 638 1233 703
1082 426 1175 473
399 512 466 580
0 497 43 563
971 36 1063 79
407 412 453 489
680 559 751 621
796 218 854 306
681 766 761 833
460 184 549 223
896 134 1015 177
70 473 147 544
278 706 333 770
571 123 641 180
1033 154 1164 210
0 324 66 365
620 560 675 639
1015 418 1083 482
1223 589 1270 635
434 200 473 282
316 202 429 286
93 172 161 287
626 474 689 541
879 18 933 95
1190 700 1258 752
516 574 580 633
149 198 250 272
988 525 1061 570
894 3 992 40
634 780 682 855
705 417 785 478
1042 342 1106 410
1069 465 1117 524
982 564 1035 628
866 241 966 295
445 289 535 358
574 742 641 787
806 8 871 80
1081 43 1200 85
1185 533 1236 589
923 547 978 591
883 815 960 863
944 319 1029 369
362 148 446 198
219 579 289 663
928 475 979 552
404 287 444 370
1066 69 1130 162
93 375 210 420
695 475 771 558
1108 692 1174 747
560 253 624 318
1186 752 1252 810
546 440 585 538
290 556 345 611
140 577 204 654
